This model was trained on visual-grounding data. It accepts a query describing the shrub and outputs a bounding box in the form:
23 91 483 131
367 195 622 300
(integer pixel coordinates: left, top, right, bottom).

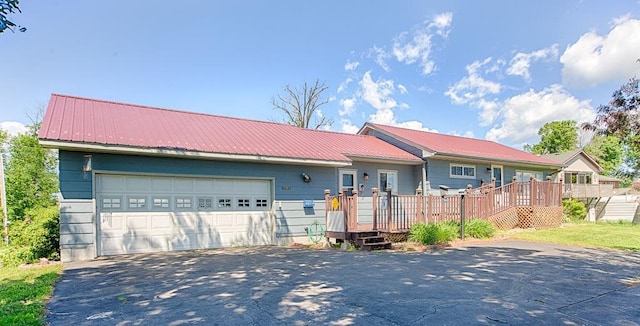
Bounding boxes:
562 199 587 221
409 222 459 245
2 205 60 267
464 219 495 239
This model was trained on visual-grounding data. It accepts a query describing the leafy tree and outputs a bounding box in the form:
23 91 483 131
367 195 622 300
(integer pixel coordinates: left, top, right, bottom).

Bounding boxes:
5 127 58 221
0 0 26 33
524 120 579 155
583 135 623 176
271 79 334 129
583 77 640 175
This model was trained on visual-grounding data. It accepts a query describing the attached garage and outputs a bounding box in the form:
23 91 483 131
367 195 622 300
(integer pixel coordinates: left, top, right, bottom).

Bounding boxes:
96 174 274 256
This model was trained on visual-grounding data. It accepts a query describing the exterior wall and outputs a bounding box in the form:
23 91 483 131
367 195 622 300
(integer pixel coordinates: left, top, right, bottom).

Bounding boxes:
274 200 326 245
345 162 421 196
565 155 600 184
426 158 555 192
59 199 95 262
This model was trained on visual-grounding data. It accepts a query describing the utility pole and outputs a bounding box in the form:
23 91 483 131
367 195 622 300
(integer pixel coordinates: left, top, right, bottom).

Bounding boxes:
1 153 7 246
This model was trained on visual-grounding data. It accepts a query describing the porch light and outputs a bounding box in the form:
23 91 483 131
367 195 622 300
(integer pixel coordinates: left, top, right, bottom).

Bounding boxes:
363 172 369 180
301 172 312 183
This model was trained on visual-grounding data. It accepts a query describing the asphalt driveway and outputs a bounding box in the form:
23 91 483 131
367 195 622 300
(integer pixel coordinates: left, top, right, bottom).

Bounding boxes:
45 240 640 325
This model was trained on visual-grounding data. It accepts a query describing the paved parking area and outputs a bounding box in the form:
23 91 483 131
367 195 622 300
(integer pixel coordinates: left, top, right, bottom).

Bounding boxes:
45 240 640 325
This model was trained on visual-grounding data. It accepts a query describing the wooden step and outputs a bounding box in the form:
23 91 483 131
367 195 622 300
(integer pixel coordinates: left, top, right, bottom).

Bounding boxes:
362 241 392 251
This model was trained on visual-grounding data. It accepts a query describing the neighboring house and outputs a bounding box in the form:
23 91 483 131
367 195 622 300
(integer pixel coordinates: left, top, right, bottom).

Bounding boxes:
598 175 621 189
358 123 564 193
542 150 614 198
39 94 423 261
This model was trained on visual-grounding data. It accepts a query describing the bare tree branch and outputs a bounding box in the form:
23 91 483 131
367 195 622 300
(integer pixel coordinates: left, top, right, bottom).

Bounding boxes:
271 79 334 129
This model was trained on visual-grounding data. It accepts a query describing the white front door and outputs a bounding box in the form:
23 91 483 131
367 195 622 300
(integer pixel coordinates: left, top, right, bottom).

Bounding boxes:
338 169 357 195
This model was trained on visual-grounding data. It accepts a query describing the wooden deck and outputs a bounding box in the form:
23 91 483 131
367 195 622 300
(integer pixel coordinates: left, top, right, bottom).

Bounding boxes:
325 178 563 244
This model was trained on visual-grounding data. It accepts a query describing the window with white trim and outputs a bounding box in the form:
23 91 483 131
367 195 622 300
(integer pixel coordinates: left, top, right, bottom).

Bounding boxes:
128 197 147 209
217 198 232 208
450 163 476 179
237 198 250 208
255 199 268 208
176 197 192 209
152 197 170 209
198 197 213 210
101 197 121 210
378 170 398 194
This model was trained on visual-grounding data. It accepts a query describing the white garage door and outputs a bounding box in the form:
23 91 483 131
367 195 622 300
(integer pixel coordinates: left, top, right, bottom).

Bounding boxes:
96 174 273 256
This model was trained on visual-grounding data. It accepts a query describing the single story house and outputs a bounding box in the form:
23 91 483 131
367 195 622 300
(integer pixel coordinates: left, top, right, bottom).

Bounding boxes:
358 123 563 193
39 94 423 261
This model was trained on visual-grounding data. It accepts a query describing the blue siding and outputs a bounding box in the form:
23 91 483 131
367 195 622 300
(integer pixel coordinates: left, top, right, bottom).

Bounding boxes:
426 157 555 190
347 162 421 196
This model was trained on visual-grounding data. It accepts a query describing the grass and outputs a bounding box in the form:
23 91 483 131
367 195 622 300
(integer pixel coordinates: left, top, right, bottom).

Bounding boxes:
507 222 640 251
0 265 63 325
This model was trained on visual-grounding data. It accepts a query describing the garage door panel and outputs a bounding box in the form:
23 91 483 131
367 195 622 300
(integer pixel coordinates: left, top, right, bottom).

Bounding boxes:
97 174 273 256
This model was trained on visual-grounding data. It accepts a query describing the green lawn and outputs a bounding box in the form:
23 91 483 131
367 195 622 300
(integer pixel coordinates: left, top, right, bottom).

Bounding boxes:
0 265 62 326
508 222 640 251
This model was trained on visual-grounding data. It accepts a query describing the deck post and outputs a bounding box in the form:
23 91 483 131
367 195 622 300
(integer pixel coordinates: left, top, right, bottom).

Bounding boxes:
351 189 358 231
341 188 348 233
386 187 393 231
530 176 535 207
511 176 517 207
558 175 564 206
324 189 331 234
545 176 552 206
488 183 495 216
372 188 378 230
466 184 472 219
416 188 424 223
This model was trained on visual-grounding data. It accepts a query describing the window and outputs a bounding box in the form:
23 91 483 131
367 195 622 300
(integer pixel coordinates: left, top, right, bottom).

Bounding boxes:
338 169 357 195
152 197 170 209
450 164 476 179
101 197 121 209
198 197 213 210
565 172 593 184
128 197 146 209
378 170 398 193
516 170 543 182
237 198 250 208
176 197 192 209
256 199 268 208
218 198 232 208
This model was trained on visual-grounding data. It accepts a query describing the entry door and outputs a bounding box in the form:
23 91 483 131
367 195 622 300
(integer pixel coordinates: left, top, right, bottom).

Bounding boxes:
338 169 357 195
492 165 503 187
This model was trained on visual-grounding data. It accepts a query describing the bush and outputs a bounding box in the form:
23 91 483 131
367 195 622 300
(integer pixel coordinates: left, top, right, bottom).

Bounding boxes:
562 199 587 221
464 219 495 239
2 206 60 267
409 222 459 245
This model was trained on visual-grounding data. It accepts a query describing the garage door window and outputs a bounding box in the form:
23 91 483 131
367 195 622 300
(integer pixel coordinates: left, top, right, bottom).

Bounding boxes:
128 197 147 209
256 198 269 208
217 198 232 208
198 197 213 210
152 197 170 210
101 197 121 210
237 198 250 208
176 197 192 209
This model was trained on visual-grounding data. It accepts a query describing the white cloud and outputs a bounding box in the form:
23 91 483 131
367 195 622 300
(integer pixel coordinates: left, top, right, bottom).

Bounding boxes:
561 16 640 88
360 71 397 111
0 121 28 136
398 84 408 94
344 60 360 71
506 44 559 81
445 58 502 104
368 46 391 72
337 78 353 94
339 98 357 116
449 130 475 138
485 85 595 146
429 12 453 38
391 12 452 75
340 119 360 134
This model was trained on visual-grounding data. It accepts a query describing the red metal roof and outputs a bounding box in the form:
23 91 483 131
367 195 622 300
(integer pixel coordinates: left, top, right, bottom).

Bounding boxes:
363 123 561 166
38 94 422 165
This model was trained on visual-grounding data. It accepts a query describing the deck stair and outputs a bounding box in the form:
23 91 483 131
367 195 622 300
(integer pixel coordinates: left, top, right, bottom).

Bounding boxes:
350 231 392 251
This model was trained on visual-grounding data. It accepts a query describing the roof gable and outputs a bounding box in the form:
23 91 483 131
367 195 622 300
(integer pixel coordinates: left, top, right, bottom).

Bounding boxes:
542 150 603 173
38 94 422 166
360 123 562 167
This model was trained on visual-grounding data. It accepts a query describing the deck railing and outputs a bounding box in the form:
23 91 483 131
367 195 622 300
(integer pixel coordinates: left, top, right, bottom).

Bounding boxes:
325 177 563 232
563 184 614 198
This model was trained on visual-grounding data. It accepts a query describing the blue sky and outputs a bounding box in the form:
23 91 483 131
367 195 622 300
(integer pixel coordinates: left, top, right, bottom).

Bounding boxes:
2 1 639 149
